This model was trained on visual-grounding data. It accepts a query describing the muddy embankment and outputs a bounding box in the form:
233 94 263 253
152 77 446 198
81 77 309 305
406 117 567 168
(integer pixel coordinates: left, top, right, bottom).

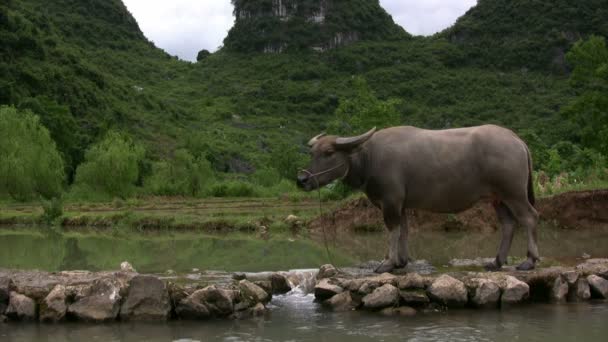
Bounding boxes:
310 190 608 233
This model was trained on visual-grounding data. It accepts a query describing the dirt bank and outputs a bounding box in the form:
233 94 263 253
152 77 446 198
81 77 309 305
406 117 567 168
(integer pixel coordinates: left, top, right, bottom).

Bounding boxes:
309 190 608 233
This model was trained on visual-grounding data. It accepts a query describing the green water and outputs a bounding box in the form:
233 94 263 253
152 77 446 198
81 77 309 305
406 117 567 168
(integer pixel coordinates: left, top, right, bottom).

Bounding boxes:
0 229 354 273
1 225 607 273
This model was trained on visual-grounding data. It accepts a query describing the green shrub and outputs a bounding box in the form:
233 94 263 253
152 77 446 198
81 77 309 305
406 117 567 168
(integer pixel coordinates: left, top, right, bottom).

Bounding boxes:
40 196 63 225
209 180 257 198
0 106 65 201
73 131 145 198
146 149 215 197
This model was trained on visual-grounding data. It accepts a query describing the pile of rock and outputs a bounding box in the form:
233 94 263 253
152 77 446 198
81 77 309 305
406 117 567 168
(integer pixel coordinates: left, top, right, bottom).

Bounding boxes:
315 259 608 314
0 264 292 323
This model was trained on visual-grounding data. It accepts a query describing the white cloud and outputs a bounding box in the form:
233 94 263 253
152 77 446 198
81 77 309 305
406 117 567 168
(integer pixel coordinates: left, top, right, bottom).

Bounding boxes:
123 0 477 61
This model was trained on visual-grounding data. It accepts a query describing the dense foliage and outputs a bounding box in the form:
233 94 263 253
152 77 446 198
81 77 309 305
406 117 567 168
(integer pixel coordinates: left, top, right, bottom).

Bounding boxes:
0 0 607 202
0 106 65 200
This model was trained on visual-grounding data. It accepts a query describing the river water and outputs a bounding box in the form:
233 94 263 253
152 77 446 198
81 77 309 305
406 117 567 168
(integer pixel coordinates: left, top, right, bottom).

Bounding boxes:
1 227 607 341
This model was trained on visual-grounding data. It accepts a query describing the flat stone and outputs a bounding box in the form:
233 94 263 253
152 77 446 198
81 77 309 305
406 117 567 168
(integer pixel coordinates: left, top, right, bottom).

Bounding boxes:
587 275 608 298
427 275 468 308
399 290 430 306
119 275 171 321
550 276 569 302
269 273 291 294
569 278 591 301
576 259 608 278
317 264 338 279
470 278 500 308
40 284 67 322
6 292 36 321
380 306 416 317
314 278 343 300
324 291 357 312
362 284 399 310
240 280 270 304
501 276 529 304
398 273 426 290
67 277 123 322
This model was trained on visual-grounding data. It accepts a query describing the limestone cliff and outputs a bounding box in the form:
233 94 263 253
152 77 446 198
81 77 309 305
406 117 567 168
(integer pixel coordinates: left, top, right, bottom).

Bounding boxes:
223 0 408 53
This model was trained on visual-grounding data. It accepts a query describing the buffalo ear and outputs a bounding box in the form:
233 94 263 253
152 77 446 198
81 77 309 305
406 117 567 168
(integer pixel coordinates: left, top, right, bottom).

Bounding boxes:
335 127 376 150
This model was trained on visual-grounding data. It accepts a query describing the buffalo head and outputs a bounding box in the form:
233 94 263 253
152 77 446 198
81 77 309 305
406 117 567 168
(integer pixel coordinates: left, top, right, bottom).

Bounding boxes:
297 128 376 191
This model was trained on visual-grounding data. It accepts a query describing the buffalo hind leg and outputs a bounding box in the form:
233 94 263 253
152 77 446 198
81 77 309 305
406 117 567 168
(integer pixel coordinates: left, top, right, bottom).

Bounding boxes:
508 200 540 270
485 202 516 271
375 203 403 273
398 209 410 267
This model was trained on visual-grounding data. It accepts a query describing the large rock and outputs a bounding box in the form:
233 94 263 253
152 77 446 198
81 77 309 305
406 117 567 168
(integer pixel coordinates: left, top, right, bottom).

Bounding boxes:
175 290 211 320
398 273 427 290
119 275 171 321
0 277 11 314
240 280 270 304
194 285 235 317
6 292 36 321
587 275 608 298
501 276 529 304
550 276 569 302
120 261 137 273
362 284 400 310
562 271 578 285
323 291 357 312
470 278 500 308
399 290 430 307
427 275 468 308
317 264 338 279
269 273 291 294
568 278 591 301
67 277 123 322
314 278 343 300
40 284 67 322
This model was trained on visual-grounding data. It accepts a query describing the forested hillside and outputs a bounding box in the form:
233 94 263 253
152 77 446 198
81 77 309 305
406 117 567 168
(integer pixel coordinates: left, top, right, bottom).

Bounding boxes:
1 0 607 201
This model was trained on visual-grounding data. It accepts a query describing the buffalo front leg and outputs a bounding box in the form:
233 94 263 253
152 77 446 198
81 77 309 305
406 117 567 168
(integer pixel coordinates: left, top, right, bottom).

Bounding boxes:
485 202 516 271
375 203 402 274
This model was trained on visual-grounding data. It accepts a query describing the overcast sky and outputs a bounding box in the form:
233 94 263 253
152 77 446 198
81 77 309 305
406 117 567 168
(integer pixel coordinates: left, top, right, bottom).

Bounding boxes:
122 0 477 62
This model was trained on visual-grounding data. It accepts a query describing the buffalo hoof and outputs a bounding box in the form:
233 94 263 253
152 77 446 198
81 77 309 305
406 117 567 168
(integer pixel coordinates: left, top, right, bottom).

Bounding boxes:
484 261 502 272
374 260 396 274
516 259 536 271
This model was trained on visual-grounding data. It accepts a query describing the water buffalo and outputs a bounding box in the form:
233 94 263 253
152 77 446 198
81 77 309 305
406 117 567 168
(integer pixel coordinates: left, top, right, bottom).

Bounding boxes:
297 125 539 273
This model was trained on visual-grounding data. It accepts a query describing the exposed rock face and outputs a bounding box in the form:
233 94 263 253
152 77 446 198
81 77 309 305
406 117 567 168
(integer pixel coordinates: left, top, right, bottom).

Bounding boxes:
40 284 67 322
314 278 343 300
569 278 591 301
239 280 270 304
269 273 292 294
501 276 530 304
67 277 123 322
175 290 211 320
470 278 500 308
427 275 468 307
550 276 569 302
324 291 357 312
225 0 407 53
362 284 399 310
119 275 171 321
0 277 11 314
587 275 608 298
6 292 36 321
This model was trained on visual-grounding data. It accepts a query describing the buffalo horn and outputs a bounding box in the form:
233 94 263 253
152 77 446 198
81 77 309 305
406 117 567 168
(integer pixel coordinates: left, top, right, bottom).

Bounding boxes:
308 133 326 146
335 127 377 149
